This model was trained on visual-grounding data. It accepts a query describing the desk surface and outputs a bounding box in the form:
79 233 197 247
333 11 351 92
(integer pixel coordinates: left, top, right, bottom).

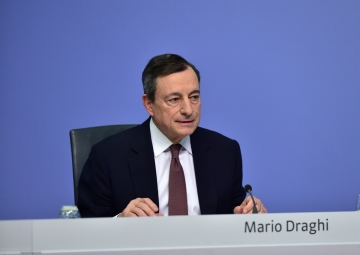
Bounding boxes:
1 211 360 255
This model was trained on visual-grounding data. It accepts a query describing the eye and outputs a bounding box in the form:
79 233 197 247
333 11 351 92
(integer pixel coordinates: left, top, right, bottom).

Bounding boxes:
168 97 179 104
190 95 200 102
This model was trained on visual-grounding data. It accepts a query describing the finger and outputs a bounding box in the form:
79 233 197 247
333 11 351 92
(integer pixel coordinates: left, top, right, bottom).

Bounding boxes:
242 200 255 214
128 198 156 215
240 196 252 213
255 200 267 213
134 197 159 216
255 202 261 212
121 198 159 217
253 198 263 213
233 205 244 214
260 206 268 214
133 201 157 216
139 198 159 213
120 211 137 217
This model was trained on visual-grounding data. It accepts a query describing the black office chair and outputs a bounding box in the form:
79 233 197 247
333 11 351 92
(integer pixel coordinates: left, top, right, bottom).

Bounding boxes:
70 124 137 205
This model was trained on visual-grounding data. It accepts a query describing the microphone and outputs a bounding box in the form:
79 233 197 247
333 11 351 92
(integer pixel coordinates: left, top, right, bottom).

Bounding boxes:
244 184 258 214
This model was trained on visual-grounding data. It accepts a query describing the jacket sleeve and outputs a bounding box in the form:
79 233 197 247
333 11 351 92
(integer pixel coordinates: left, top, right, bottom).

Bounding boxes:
77 144 116 217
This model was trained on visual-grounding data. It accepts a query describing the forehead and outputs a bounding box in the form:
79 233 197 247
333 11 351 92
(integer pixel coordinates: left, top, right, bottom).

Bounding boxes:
155 68 199 96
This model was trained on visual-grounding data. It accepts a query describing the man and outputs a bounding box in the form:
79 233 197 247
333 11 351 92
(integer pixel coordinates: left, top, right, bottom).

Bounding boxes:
78 53 267 217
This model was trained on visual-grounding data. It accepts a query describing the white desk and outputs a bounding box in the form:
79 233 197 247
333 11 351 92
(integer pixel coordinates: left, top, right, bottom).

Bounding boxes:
1 212 359 254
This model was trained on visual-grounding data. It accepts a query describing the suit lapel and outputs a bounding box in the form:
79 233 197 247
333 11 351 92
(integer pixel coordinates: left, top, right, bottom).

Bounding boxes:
127 118 159 208
191 128 217 214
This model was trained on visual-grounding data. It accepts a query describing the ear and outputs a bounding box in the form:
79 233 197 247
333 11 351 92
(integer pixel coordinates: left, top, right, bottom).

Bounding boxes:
142 94 154 116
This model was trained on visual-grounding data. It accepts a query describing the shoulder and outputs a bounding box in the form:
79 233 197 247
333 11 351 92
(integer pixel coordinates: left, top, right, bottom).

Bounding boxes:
192 126 239 146
94 119 150 153
191 126 241 157
98 124 141 145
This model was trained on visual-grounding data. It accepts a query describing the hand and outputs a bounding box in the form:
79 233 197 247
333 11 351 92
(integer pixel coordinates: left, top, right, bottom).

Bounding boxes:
233 196 268 214
117 198 164 217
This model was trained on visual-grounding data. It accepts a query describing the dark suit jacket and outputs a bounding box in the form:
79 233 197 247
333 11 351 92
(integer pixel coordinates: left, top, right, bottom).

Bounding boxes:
78 118 246 217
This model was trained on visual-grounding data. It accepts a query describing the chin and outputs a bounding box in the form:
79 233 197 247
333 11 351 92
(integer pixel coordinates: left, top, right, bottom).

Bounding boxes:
179 127 197 137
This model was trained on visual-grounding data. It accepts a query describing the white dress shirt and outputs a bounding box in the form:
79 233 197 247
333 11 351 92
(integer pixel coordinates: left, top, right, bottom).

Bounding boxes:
150 118 201 215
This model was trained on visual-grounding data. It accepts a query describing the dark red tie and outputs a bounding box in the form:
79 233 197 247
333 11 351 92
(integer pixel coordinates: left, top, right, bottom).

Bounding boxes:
168 144 188 215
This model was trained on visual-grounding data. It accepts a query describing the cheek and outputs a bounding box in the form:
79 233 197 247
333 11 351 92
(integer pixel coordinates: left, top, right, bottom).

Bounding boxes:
194 103 201 115
159 108 177 125
168 108 181 119
168 110 181 128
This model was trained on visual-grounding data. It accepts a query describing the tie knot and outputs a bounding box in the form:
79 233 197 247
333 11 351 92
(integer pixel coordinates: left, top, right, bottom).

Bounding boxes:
170 144 182 159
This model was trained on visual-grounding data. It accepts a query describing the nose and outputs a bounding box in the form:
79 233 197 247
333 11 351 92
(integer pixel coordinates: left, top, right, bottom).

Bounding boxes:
180 98 193 116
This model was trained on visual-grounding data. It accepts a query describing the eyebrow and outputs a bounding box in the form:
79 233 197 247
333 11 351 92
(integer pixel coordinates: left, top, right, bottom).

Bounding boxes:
189 90 200 95
166 90 200 98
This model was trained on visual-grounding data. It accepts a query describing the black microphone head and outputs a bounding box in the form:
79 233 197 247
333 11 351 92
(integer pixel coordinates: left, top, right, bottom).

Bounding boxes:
244 184 252 193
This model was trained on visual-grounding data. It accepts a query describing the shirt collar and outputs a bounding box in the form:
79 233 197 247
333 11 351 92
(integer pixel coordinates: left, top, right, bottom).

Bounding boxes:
150 118 192 157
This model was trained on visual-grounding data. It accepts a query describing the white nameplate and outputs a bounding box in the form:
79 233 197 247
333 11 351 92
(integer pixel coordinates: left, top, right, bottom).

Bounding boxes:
1 212 359 255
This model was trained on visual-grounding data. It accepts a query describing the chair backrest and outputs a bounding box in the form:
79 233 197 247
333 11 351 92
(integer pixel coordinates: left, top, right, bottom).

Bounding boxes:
70 124 137 205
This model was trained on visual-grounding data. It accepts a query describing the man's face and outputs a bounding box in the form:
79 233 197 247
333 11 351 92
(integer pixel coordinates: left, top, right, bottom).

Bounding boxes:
142 67 201 143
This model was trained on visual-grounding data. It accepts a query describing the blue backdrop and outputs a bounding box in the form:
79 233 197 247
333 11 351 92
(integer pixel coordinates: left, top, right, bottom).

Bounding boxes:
1 0 359 220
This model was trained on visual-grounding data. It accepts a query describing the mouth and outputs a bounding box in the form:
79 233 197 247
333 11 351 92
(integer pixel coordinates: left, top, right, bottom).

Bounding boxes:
176 120 195 125
177 120 194 123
